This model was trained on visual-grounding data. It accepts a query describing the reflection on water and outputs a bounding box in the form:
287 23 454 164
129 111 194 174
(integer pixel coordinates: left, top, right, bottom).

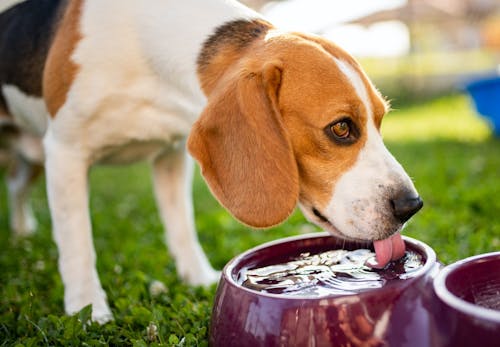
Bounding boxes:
240 249 423 297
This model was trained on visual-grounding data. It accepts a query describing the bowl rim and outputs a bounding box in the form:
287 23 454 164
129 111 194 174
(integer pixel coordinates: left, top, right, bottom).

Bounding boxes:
222 232 437 299
433 251 500 323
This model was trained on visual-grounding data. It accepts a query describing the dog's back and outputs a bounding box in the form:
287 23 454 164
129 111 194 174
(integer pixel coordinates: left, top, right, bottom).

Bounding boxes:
0 0 65 111
0 0 68 145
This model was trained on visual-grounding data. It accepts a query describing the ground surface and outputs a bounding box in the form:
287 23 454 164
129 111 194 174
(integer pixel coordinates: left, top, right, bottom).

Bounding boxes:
1 94 498 346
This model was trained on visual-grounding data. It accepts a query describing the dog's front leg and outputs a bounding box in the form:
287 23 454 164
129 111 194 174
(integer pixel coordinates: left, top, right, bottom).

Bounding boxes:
44 133 112 323
152 143 220 286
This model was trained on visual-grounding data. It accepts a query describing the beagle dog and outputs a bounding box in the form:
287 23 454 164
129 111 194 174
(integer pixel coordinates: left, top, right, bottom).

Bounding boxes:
0 0 423 323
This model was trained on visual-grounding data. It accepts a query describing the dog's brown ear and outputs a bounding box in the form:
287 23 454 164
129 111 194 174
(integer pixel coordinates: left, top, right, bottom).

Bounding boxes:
188 62 299 228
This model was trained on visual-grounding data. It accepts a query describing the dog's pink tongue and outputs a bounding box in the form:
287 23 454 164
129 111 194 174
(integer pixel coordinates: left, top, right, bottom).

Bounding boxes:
369 233 406 269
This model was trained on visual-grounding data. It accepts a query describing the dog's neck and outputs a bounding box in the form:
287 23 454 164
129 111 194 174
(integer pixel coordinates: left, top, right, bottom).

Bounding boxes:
136 0 262 99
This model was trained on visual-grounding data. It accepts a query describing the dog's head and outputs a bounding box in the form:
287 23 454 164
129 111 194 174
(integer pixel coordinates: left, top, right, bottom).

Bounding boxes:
188 28 422 245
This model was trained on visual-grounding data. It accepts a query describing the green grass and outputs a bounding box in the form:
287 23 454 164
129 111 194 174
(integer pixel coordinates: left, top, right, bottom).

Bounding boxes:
1 94 499 346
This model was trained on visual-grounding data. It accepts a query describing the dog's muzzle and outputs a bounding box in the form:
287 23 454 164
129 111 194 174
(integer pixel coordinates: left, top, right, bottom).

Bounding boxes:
390 195 423 224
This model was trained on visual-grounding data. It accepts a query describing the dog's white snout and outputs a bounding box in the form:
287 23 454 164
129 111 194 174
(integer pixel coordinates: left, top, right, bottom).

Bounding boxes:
323 126 421 241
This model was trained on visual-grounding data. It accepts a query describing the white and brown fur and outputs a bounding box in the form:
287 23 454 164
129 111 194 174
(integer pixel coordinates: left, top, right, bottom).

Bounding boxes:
0 0 422 323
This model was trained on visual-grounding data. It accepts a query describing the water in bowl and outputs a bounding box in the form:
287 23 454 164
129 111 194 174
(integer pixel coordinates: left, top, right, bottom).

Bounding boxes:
464 281 500 311
239 249 424 297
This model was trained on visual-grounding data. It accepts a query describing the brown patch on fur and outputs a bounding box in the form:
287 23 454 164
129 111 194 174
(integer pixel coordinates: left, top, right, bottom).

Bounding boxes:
364 79 388 129
300 32 389 128
265 34 370 211
189 58 299 228
43 0 83 117
191 26 387 226
197 19 273 95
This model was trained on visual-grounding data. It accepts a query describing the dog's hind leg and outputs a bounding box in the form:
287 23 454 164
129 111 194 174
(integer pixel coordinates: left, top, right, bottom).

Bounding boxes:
6 153 42 235
152 142 220 286
43 131 112 324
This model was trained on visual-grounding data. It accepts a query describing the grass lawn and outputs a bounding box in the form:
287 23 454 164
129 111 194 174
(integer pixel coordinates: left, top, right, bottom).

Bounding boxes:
1 94 499 346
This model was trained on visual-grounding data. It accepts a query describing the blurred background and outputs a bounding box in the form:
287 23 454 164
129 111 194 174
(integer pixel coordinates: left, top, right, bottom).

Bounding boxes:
241 0 500 106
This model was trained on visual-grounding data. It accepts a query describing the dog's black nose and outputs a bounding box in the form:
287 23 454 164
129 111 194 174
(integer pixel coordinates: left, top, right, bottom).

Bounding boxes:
391 195 423 223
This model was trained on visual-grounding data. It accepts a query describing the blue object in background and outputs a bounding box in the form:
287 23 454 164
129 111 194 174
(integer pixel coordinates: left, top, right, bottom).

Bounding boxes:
465 76 500 136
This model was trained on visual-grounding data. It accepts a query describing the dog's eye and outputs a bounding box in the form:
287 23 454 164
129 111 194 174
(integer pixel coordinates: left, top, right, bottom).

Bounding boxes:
325 118 358 145
330 121 350 139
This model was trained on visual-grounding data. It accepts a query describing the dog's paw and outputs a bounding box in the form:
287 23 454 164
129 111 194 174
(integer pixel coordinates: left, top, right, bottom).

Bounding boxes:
174 249 221 286
66 303 113 324
178 264 221 287
65 288 113 324
11 211 37 236
91 306 114 325
190 268 221 287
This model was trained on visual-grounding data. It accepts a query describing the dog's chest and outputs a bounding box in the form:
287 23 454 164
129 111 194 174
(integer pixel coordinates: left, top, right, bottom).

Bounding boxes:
60 68 201 165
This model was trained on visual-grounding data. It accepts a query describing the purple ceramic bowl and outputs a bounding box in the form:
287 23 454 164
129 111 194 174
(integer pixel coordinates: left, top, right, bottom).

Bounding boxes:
210 232 439 347
431 252 500 347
